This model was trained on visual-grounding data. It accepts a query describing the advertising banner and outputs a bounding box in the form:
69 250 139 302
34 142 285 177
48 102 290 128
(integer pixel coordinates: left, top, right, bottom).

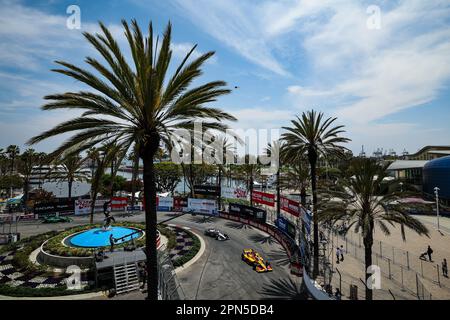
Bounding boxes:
193 185 221 197
111 197 128 211
221 186 247 200
74 199 108 215
173 197 188 212
228 203 267 223
156 196 174 211
251 190 275 207
276 216 297 239
280 196 301 217
34 199 74 216
187 198 218 215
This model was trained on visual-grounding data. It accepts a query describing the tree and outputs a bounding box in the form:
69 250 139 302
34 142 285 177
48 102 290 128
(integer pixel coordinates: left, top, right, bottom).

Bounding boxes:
6 145 20 174
6 145 20 197
100 173 127 195
27 20 235 300
154 162 182 194
281 110 350 278
86 145 115 224
319 158 429 300
17 148 40 207
46 153 89 200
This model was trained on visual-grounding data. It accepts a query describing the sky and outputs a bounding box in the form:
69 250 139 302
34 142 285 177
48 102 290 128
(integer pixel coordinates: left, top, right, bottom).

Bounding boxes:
1 0 450 157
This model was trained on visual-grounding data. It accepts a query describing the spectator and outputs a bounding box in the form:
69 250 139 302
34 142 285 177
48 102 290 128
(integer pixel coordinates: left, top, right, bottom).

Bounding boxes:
442 259 448 278
109 234 115 252
336 247 340 264
427 245 434 262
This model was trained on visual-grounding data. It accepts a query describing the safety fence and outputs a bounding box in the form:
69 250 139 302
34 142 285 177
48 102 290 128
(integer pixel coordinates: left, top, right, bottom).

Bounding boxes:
326 227 450 299
157 245 186 300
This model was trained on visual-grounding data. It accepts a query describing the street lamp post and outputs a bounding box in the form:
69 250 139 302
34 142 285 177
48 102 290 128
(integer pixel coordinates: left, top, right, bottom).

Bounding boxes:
434 187 440 231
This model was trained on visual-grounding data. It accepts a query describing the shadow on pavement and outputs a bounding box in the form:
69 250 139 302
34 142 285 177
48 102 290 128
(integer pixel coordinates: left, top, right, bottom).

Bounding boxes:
188 216 218 224
248 234 275 245
259 278 308 300
224 221 253 230
265 250 292 267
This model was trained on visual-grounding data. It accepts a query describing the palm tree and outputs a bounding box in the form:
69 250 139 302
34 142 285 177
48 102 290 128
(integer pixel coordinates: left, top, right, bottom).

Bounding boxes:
17 149 40 208
27 20 236 300
6 145 20 174
281 110 350 278
319 158 429 300
128 144 140 211
46 153 90 200
86 145 116 224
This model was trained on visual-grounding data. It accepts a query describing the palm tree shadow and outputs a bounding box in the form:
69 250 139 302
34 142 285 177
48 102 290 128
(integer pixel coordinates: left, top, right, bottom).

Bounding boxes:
188 216 217 224
248 234 275 245
259 278 308 300
225 221 253 230
265 250 291 267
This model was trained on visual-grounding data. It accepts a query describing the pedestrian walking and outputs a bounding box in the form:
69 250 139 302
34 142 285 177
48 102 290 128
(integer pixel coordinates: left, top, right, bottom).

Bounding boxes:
336 247 341 264
427 245 434 262
340 245 345 262
442 259 448 278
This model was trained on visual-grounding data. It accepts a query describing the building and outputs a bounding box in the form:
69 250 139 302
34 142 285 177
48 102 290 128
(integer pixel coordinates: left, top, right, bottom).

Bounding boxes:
405 145 450 161
423 156 450 206
386 160 428 187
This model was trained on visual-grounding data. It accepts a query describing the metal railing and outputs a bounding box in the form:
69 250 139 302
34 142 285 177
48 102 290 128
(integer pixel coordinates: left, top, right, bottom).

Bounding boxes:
157 245 186 300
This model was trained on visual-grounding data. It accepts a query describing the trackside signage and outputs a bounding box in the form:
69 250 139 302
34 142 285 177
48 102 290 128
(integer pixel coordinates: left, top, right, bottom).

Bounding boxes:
280 196 301 217
187 198 218 215
221 186 247 200
156 196 173 211
228 203 267 223
111 197 127 211
251 190 275 207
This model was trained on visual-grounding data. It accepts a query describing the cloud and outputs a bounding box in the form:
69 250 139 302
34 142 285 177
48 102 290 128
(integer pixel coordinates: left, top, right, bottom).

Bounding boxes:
172 0 289 76
283 0 450 131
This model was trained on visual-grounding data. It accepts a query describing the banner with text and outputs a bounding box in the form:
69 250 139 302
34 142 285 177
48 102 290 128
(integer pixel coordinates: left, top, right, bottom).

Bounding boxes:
156 196 174 211
74 199 108 215
252 190 275 207
221 186 247 200
280 196 301 217
187 198 218 215
111 197 127 211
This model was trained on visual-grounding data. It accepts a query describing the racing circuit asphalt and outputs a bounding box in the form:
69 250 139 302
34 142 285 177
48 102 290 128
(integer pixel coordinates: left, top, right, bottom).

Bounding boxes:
158 212 303 300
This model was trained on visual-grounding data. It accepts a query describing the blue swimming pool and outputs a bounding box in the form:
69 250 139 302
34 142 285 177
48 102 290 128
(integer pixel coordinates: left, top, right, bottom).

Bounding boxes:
68 227 143 248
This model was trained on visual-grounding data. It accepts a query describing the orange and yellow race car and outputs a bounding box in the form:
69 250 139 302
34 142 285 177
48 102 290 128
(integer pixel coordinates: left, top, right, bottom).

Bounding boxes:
241 249 273 273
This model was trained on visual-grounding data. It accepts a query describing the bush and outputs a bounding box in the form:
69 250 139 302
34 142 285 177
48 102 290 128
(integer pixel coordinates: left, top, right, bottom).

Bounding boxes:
0 284 97 297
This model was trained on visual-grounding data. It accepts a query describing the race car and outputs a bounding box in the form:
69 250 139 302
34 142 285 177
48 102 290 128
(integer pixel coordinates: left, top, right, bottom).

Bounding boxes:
204 228 230 241
241 248 273 273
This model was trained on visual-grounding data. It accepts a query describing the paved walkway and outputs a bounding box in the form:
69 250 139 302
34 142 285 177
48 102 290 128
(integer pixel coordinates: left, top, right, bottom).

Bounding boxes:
326 215 450 299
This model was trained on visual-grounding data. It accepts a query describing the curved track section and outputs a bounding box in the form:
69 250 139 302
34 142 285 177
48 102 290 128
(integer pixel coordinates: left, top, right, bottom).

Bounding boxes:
160 213 303 300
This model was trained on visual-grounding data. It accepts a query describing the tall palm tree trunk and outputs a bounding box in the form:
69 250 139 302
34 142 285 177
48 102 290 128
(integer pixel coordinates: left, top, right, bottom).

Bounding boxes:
68 179 73 200
276 168 280 220
364 233 374 300
218 166 222 211
141 135 160 300
309 150 319 278
131 149 139 211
